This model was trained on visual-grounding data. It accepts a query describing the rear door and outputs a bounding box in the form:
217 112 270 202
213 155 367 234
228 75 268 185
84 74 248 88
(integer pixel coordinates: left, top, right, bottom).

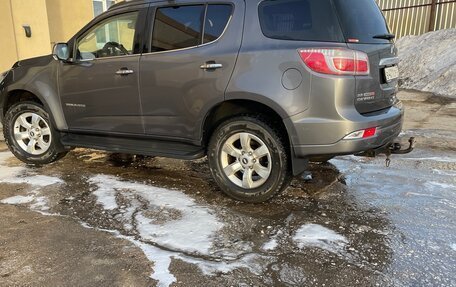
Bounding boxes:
333 0 398 114
139 0 244 142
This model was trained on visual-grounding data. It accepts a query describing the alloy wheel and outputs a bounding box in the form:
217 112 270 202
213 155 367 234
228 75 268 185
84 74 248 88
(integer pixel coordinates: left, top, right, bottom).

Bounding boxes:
220 132 272 189
13 112 52 155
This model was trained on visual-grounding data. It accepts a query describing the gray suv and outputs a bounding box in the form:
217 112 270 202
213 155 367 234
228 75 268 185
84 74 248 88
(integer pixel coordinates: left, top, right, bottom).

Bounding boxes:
0 0 407 202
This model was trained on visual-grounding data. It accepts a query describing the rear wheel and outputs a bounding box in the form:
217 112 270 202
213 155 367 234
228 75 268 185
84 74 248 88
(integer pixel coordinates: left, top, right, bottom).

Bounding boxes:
3 101 67 164
208 115 291 203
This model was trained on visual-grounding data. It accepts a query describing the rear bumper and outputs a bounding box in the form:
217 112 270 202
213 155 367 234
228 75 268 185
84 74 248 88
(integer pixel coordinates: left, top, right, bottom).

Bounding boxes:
286 103 404 158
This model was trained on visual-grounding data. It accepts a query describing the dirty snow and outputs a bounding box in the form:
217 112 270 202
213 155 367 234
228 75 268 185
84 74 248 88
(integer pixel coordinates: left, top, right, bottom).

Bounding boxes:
396 29 456 98
0 152 61 214
2 147 454 286
330 154 456 283
262 237 279 251
4 175 63 187
292 224 348 254
261 230 283 251
0 152 271 287
89 174 223 255
0 152 24 181
1 195 35 204
87 174 273 286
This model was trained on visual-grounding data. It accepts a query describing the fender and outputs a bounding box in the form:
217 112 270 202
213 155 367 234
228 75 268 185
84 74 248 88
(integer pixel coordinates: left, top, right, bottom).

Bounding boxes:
224 91 301 151
1 55 68 131
201 92 308 176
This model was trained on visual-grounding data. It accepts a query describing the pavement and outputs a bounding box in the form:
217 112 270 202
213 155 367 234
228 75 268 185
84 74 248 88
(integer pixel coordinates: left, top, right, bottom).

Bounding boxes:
0 90 455 287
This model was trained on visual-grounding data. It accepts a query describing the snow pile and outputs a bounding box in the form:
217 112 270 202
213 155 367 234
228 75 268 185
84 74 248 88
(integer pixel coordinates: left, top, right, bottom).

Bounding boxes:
396 29 456 98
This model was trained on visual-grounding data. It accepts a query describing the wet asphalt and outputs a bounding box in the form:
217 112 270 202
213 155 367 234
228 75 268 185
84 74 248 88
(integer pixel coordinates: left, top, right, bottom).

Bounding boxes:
0 91 455 287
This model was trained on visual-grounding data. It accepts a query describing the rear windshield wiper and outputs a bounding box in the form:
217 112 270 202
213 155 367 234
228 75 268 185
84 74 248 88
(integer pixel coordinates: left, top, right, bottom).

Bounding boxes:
373 33 396 40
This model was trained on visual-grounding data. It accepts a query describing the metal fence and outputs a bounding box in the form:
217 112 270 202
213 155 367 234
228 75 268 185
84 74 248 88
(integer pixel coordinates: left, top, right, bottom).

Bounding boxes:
376 0 456 38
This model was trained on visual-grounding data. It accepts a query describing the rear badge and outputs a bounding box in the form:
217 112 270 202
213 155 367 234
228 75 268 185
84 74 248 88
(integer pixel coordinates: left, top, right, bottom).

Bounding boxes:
356 92 376 102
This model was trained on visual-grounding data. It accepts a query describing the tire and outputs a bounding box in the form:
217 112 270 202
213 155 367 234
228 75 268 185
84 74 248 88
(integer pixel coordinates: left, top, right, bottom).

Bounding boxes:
3 101 68 165
208 115 291 203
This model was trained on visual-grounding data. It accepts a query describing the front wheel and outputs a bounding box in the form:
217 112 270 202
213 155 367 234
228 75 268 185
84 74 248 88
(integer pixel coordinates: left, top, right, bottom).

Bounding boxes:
3 101 68 165
208 116 291 203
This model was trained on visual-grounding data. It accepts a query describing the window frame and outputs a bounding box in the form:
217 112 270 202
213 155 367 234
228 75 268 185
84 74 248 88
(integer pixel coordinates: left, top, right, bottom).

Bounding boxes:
145 2 234 55
73 8 146 62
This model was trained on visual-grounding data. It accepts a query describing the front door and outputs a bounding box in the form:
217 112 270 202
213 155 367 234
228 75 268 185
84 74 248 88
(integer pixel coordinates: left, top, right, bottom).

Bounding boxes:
139 0 244 142
59 8 146 134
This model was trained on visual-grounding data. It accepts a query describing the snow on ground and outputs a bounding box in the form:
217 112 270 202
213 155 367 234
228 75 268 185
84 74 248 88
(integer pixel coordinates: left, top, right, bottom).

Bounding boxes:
89 174 223 255
262 234 279 251
330 152 456 276
1 195 35 205
0 152 272 287
87 174 274 286
2 147 454 286
396 29 456 98
292 224 348 255
0 152 61 214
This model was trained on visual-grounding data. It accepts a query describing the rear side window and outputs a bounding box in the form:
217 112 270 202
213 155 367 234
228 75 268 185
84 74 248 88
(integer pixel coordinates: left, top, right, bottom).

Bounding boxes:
151 4 233 52
333 0 391 44
258 0 344 42
151 5 205 52
203 5 232 44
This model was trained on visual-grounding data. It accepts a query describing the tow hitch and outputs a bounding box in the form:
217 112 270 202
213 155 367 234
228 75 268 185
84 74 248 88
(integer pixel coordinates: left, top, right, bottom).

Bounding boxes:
356 137 416 167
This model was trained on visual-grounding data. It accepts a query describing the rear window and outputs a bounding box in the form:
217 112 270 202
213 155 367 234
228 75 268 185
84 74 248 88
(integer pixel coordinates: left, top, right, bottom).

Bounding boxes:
258 0 344 42
333 0 391 44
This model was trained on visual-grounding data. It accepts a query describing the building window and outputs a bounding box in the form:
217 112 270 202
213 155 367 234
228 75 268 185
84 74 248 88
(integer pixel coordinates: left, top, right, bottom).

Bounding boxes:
93 0 116 17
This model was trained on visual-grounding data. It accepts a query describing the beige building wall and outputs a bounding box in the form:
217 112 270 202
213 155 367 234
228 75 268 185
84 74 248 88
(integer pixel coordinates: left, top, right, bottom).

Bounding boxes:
9 0 52 62
0 0 96 72
46 0 94 45
0 0 19 72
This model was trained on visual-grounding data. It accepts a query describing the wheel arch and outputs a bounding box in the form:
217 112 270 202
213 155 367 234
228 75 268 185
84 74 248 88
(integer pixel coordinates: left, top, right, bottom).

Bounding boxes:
202 98 307 176
2 88 67 131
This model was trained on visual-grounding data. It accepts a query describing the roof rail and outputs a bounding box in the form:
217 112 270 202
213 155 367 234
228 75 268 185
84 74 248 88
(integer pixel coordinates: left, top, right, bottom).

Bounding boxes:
108 0 137 10
108 0 177 10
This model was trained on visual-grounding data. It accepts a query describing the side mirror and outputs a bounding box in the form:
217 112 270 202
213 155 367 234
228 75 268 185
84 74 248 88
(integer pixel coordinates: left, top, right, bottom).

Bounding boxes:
52 43 69 61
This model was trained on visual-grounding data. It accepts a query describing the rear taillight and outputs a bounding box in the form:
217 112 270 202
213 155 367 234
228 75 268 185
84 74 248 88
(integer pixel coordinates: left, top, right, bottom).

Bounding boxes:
298 48 370 76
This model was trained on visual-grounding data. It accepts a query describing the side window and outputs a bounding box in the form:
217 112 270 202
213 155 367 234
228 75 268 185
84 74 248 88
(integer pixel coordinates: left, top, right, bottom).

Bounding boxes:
258 0 344 42
203 5 232 44
77 12 138 60
151 5 205 52
150 4 233 52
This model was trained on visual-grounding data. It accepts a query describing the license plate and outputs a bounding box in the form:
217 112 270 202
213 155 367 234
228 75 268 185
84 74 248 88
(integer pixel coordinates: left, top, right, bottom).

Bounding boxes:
384 66 399 82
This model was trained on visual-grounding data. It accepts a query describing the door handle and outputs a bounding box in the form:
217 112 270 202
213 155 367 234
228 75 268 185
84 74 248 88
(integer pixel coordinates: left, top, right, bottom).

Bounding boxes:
200 62 223 70
116 68 134 75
